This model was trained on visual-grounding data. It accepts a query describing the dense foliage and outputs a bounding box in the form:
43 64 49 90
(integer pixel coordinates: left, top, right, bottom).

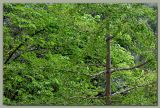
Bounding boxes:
3 3 157 105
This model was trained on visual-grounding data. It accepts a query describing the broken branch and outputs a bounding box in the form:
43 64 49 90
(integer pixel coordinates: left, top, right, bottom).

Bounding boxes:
106 35 115 41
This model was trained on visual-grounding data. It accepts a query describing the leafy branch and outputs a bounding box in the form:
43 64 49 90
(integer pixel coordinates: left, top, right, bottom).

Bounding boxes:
87 64 106 67
69 81 156 100
69 96 106 99
4 43 24 64
4 27 48 64
111 81 156 96
90 60 151 77
111 60 151 73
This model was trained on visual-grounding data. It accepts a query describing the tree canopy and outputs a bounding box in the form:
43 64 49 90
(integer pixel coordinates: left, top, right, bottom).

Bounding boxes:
3 3 157 105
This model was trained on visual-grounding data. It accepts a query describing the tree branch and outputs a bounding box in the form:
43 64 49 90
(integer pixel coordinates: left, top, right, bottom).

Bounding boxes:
90 70 106 78
90 69 115 78
111 87 133 96
4 43 24 64
12 47 39 62
69 81 156 99
4 27 47 64
69 96 106 99
111 60 151 73
87 64 106 67
90 60 151 77
111 81 156 96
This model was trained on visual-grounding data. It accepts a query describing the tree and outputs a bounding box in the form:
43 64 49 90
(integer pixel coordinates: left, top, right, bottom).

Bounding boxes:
3 3 157 105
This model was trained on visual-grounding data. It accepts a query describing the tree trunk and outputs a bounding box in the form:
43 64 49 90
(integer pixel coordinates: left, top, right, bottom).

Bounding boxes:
105 35 111 105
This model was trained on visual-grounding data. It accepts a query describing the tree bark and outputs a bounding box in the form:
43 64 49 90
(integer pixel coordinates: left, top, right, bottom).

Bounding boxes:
105 35 111 105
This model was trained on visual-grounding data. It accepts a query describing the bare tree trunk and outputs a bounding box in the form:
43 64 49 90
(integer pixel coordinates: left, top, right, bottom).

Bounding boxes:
105 35 111 105
144 69 149 97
